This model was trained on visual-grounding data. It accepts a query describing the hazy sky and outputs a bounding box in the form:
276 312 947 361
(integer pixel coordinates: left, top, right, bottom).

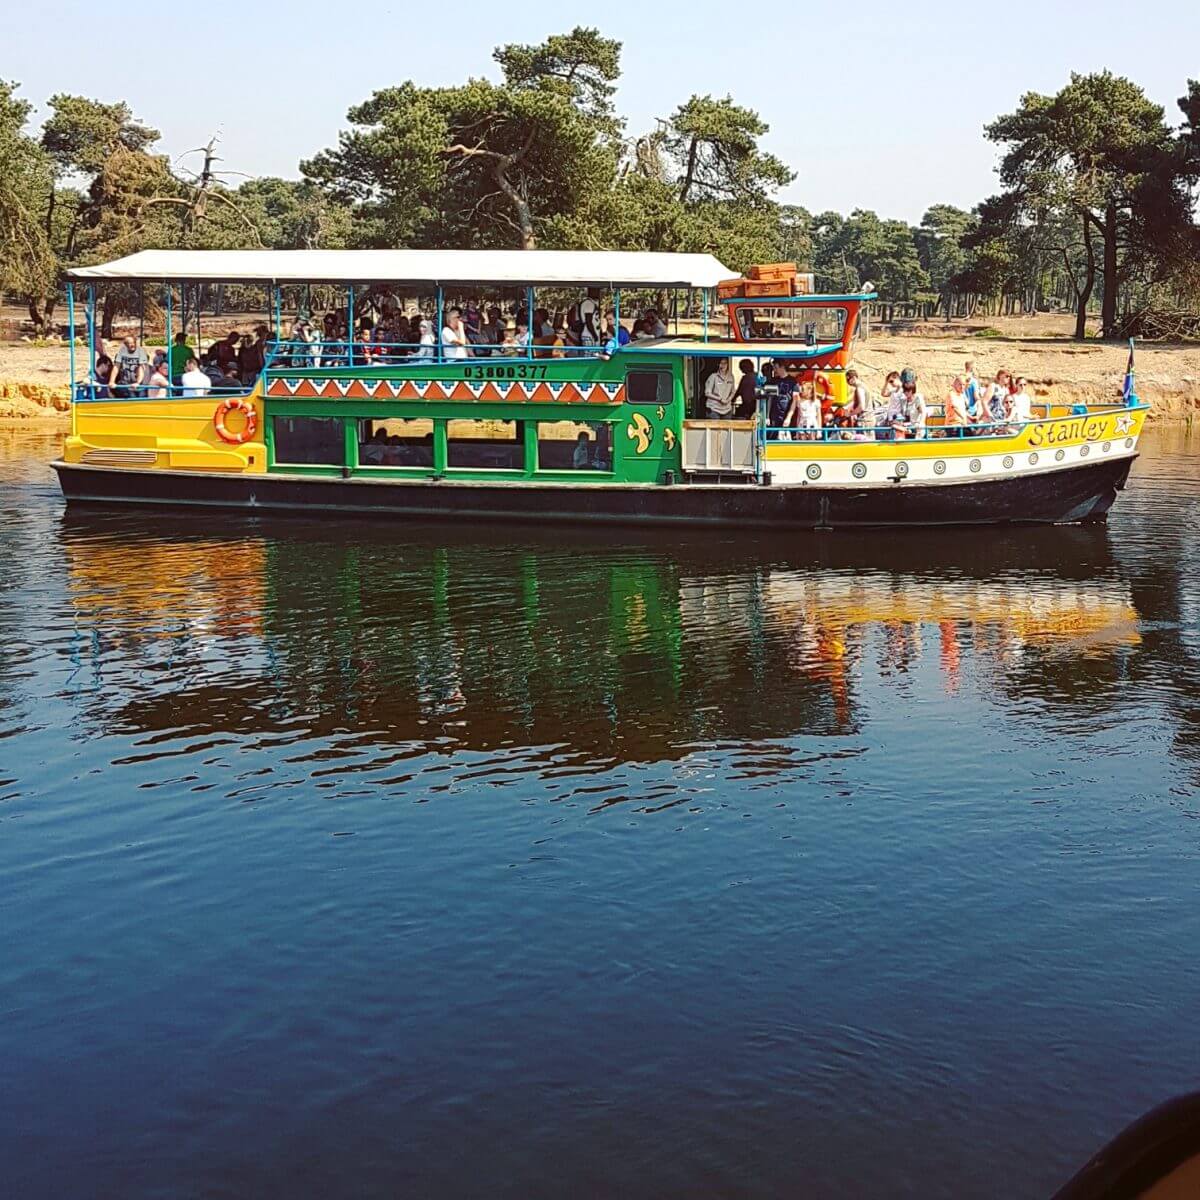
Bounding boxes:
7 0 1198 226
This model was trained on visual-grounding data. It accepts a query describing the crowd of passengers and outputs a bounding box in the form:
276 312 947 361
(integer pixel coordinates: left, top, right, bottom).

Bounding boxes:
704 357 1039 439
282 292 668 365
81 288 674 397
86 326 275 398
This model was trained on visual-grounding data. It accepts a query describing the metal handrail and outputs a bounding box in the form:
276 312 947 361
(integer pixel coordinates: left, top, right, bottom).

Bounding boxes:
264 338 612 369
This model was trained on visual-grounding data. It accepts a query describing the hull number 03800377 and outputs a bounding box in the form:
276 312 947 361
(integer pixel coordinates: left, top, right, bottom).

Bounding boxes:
462 364 550 381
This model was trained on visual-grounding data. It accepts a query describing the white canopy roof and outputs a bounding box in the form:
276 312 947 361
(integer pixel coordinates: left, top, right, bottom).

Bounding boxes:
68 249 736 289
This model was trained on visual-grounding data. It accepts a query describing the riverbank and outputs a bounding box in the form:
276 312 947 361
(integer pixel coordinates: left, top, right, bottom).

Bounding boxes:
4 331 1200 425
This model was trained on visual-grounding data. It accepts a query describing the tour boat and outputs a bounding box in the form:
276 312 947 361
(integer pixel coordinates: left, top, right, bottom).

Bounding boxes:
53 249 1147 528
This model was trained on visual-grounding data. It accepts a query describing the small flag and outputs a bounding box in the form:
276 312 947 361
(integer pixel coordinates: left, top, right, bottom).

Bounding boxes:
1122 339 1135 402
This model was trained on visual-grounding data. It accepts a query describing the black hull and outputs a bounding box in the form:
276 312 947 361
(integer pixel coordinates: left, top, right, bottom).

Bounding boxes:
52 457 1135 529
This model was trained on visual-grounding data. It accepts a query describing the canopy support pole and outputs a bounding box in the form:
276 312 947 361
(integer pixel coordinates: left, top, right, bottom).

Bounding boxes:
436 287 443 364
139 282 145 341
702 288 709 341
195 283 201 353
525 285 533 360
347 284 354 362
165 283 172 393
86 285 96 399
614 288 620 343
67 283 76 432
274 284 282 340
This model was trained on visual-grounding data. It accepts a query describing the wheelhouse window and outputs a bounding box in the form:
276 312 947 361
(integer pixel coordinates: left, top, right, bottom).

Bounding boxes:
536 420 611 471
735 305 847 343
626 370 673 406
446 419 523 470
358 418 434 468
272 416 344 466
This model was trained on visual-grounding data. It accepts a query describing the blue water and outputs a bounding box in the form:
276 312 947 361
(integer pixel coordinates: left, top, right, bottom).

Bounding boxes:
2 427 1199 1198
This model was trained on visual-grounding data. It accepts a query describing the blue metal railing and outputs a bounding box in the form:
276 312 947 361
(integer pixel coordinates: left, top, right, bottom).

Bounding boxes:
263 338 614 369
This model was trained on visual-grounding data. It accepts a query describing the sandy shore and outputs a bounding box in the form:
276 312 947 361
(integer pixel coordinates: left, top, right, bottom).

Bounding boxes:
4 326 1199 426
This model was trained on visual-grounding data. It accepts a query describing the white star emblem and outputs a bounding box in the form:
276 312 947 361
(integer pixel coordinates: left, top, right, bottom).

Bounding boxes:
1114 414 1134 435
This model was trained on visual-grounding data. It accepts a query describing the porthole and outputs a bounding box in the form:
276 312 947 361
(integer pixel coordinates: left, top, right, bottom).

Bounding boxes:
1028 452 1039 465
933 460 946 476
1125 437 1134 449
1055 449 1066 461
852 462 867 479
894 461 909 478
1002 455 1014 469
1102 441 1111 453
969 458 982 473
806 463 822 481
1079 445 1090 457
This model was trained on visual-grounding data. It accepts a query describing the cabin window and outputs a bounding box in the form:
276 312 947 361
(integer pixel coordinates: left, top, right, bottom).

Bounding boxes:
358 418 434 468
272 416 345 466
626 370 673 406
737 305 847 343
536 421 611 472
446 419 524 470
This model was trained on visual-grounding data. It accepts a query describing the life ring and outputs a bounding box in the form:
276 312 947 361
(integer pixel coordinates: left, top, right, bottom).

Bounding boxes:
214 397 257 444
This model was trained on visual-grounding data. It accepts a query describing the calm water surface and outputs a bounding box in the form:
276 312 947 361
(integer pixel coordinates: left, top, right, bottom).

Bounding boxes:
3 427 1200 1198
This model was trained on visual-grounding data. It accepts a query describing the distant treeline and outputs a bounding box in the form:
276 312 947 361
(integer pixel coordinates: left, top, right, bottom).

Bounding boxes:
1 29 1198 340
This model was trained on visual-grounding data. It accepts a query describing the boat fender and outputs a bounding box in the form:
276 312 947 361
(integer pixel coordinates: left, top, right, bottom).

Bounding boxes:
213 397 258 445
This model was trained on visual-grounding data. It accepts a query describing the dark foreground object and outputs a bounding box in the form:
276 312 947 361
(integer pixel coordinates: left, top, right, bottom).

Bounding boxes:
1054 1092 1200 1200
52 457 1134 529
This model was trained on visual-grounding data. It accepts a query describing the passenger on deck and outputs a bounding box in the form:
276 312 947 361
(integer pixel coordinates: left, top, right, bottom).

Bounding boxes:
579 288 600 333
112 334 150 398
769 362 797 437
1008 376 1034 424
413 319 436 360
146 357 170 398
734 359 758 419
168 332 194 387
354 328 375 367
880 370 901 410
213 330 240 374
644 309 667 337
218 364 243 391
573 431 592 468
180 357 212 397
944 375 970 433
442 308 471 359
704 359 736 419
891 369 927 439
981 371 1010 424
91 354 113 399
579 312 599 348
794 382 823 440
512 321 529 353
362 428 388 465
604 317 631 347
534 308 554 338
844 369 871 428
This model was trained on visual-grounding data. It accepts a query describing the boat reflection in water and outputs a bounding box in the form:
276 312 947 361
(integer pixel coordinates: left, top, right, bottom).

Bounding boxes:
58 514 1141 788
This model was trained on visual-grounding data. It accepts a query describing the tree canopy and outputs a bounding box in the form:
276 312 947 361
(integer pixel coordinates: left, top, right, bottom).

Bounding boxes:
3 47 1200 342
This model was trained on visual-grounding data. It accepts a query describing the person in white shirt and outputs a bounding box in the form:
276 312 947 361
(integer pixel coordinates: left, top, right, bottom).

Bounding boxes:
643 309 667 338
146 363 170 398
704 359 736 418
1008 376 1034 424
793 383 823 440
441 308 471 360
579 290 600 332
412 319 436 360
180 357 212 397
